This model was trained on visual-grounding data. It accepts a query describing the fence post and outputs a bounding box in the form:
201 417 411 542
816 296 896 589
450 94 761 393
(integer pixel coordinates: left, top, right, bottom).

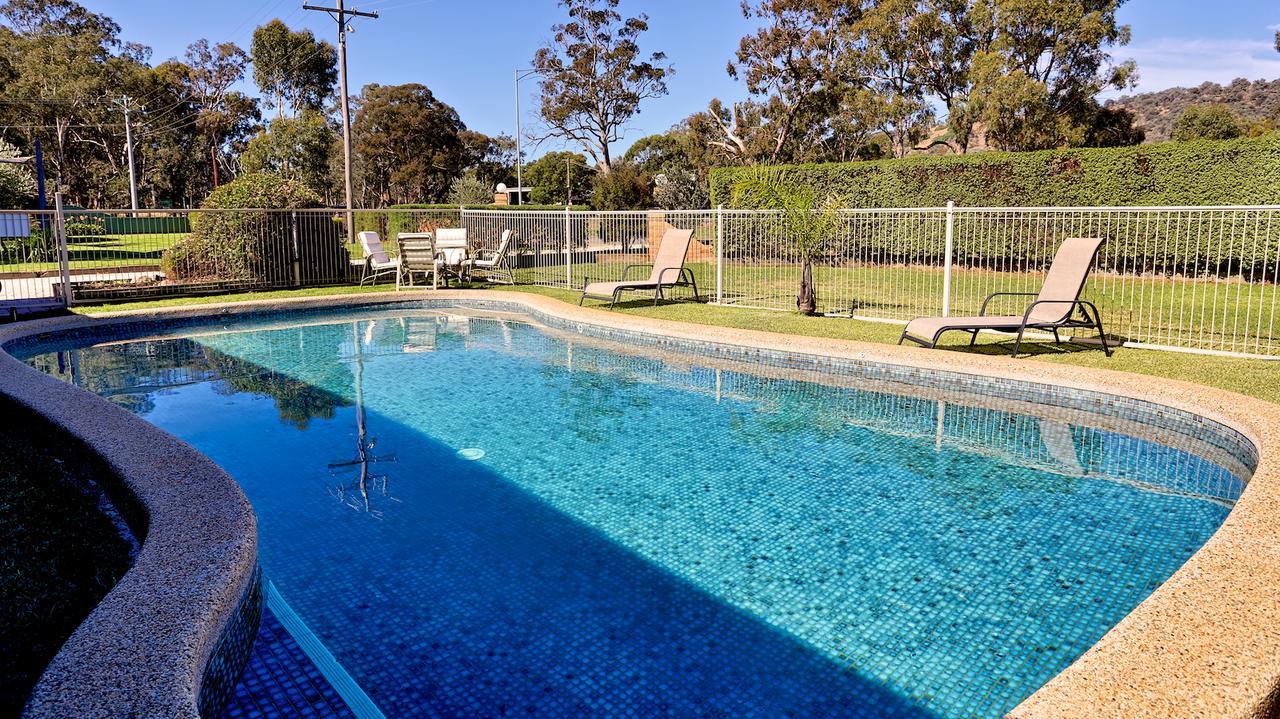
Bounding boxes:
289 211 302 288
942 200 955 317
564 206 572 288
54 191 71 307
716 204 724 304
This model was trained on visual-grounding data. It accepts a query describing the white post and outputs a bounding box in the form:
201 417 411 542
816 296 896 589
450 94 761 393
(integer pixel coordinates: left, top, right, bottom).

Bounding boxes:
716 204 724 304
54 192 71 307
564 206 572 288
942 200 955 317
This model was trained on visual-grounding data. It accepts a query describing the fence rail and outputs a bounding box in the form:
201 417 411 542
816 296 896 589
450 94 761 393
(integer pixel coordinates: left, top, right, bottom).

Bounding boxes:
1 202 1277 358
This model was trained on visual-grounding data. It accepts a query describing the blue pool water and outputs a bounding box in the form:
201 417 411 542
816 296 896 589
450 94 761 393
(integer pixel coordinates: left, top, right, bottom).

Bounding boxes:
22 306 1246 718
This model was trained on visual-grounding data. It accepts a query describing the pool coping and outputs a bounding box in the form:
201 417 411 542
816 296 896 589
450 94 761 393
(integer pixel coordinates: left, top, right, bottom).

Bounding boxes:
0 319 258 717
4 288 1279 718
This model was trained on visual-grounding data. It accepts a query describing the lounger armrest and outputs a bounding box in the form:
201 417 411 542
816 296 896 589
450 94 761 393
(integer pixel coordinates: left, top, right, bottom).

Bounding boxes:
656 266 685 285
979 291 1039 316
620 264 651 280
1019 299 1086 325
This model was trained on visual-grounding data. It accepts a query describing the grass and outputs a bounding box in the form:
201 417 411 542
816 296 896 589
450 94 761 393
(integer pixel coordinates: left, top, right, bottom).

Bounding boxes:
0 233 186 274
542 260 1279 355
0 398 134 713
68 281 1280 403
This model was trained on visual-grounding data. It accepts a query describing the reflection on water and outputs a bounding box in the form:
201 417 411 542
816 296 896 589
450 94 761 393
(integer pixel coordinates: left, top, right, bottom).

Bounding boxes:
19 308 1249 719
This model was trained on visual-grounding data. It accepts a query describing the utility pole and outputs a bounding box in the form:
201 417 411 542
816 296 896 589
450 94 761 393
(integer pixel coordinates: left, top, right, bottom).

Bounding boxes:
113 96 139 210
304 1 378 244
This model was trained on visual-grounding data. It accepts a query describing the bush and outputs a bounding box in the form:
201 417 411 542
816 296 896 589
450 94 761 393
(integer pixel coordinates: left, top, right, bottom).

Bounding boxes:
591 164 652 210
64 220 105 237
163 173 349 286
446 171 494 205
1172 105 1244 142
710 134 1280 208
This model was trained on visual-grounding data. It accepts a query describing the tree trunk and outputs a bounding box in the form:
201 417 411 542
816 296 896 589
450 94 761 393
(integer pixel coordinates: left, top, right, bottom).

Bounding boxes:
797 256 817 315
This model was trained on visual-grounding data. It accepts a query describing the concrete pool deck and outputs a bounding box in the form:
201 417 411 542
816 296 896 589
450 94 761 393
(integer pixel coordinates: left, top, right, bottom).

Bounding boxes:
2 288 1278 718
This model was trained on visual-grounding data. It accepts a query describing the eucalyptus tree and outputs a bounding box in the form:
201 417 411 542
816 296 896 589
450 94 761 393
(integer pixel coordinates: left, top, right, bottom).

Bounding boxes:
250 19 337 120
532 0 672 173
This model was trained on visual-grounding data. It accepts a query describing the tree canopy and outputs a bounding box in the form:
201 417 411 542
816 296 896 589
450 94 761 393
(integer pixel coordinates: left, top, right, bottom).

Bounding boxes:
532 0 672 172
352 83 467 205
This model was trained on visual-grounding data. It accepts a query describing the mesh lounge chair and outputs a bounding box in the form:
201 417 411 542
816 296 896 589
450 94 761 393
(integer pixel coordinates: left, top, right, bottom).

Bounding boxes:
898 236 1112 358
460 229 516 284
395 232 444 290
579 227 699 309
357 231 399 286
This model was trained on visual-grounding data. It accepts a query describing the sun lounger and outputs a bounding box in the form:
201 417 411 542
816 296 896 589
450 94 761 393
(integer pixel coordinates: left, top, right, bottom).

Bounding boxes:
578 227 699 309
899 236 1112 358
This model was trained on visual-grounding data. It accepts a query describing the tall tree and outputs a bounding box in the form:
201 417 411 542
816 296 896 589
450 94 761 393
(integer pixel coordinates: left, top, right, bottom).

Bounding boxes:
524 150 594 205
532 0 672 173
352 83 467 205
729 0 862 163
460 130 517 191
250 19 337 120
240 109 337 199
967 0 1135 150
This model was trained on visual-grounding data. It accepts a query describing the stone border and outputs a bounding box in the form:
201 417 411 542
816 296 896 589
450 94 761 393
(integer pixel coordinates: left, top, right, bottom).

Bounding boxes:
5 289 1279 717
0 316 258 718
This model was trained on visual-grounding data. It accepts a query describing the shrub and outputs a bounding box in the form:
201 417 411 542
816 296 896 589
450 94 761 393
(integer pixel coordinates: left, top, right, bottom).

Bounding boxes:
591 164 652 210
64 220 105 237
1171 105 1244 142
710 134 1280 209
446 171 494 205
163 173 349 285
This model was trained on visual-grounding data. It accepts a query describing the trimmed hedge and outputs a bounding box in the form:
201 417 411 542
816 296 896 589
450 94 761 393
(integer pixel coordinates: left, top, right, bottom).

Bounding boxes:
710 134 1280 208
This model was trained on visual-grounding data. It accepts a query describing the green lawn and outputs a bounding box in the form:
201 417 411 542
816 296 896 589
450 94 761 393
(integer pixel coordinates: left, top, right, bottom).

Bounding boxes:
72 282 1280 403
547 260 1280 355
0 233 186 274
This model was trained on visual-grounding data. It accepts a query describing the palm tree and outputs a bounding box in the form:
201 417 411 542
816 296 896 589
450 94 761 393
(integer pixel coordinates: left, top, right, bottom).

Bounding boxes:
729 168 847 315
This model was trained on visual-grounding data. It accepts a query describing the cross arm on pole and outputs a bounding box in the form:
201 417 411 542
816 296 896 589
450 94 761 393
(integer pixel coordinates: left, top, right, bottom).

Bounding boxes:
302 4 379 18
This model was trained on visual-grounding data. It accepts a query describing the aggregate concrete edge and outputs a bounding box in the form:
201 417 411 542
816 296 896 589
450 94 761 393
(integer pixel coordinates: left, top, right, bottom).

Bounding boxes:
10 289 1280 718
0 317 258 718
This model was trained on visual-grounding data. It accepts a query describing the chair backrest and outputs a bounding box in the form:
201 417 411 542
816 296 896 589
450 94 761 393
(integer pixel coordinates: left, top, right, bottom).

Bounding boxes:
492 229 514 259
358 231 391 265
646 227 695 283
396 233 437 270
1029 237 1105 323
434 227 468 264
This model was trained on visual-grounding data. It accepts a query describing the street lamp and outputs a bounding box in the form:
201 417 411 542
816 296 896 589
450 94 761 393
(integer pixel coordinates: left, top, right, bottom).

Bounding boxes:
514 68 540 206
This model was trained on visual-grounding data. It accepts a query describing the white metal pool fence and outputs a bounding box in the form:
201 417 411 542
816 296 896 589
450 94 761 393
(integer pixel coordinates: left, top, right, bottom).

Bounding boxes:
1 202 1277 358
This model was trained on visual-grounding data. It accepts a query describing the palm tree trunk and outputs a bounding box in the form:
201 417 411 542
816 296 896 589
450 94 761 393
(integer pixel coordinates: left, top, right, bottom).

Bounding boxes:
797 256 817 315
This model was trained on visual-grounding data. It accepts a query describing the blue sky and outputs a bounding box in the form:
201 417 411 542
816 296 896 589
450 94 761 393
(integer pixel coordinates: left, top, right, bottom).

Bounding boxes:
92 0 1280 157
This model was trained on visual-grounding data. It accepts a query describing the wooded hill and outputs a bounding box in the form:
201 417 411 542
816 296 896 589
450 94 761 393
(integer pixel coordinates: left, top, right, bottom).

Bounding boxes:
1107 78 1280 142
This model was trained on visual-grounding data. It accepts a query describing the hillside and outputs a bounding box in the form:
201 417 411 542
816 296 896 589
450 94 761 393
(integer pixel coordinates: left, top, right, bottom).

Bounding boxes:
1107 78 1280 141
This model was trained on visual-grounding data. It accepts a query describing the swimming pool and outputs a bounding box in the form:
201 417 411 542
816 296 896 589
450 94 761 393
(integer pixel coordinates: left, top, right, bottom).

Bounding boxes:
19 303 1250 718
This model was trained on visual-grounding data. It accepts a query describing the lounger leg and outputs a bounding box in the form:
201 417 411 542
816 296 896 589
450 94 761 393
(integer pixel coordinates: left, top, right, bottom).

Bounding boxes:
1012 326 1028 358
969 329 978 347
1052 328 1062 344
1083 301 1112 356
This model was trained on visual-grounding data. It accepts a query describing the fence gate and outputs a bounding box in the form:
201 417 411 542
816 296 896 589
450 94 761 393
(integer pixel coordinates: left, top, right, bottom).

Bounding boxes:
0 194 68 318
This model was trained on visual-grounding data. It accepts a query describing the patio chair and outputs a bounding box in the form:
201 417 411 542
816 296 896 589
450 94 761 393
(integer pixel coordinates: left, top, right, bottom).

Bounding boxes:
460 229 516 284
898 236 1112 358
395 233 444 290
357 231 399 286
578 227 699 309
434 228 469 282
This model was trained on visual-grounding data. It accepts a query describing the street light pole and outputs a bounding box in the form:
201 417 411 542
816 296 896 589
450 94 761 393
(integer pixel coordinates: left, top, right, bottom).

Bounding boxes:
514 68 538 206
